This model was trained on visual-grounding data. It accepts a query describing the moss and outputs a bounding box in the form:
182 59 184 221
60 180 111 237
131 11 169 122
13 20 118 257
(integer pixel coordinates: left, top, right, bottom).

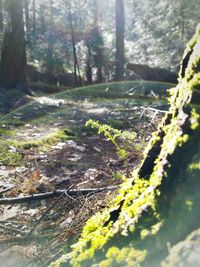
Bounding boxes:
0 145 23 166
52 26 200 267
0 129 71 166
0 127 15 136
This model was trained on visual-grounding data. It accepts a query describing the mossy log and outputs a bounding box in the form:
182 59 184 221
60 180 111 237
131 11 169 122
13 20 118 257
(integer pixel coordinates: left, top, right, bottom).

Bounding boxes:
51 26 200 267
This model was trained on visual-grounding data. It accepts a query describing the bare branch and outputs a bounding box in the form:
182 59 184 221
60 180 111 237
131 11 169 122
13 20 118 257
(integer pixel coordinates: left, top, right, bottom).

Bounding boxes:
0 186 118 205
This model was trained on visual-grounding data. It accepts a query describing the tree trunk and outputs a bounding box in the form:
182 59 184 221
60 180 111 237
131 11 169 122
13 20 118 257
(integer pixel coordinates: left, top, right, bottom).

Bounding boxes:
67 1 82 86
32 0 36 35
115 0 125 81
46 0 54 73
24 0 30 34
0 0 29 93
39 3 46 35
0 0 3 32
86 40 93 84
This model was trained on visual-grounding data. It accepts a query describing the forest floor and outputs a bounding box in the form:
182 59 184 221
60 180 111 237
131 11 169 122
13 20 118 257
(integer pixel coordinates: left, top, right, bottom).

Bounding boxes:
0 82 170 267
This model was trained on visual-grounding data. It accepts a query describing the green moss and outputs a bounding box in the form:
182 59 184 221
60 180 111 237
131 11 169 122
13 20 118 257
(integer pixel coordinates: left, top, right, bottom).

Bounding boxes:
188 162 200 171
51 26 200 267
0 145 23 166
0 129 71 166
0 127 15 136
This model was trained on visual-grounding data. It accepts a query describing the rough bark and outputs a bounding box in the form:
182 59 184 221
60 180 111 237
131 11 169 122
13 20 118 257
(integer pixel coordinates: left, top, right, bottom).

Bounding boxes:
115 0 125 81
24 0 30 35
46 0 54 73
39 3 46 35
0 0 30 93
0 0 3 32
32 0 36 35
86 40 93 84
67 1 82 86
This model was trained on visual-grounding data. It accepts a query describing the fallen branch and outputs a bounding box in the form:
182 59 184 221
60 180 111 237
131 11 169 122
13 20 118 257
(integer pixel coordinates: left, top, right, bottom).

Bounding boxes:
0 186 118 205
140 106 169 114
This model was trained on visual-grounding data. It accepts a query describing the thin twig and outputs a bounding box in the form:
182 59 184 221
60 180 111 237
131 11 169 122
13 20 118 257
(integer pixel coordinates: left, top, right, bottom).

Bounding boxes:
0 186 119 205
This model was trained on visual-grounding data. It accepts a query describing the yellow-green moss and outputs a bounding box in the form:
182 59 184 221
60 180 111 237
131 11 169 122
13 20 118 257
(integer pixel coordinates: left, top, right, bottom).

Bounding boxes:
51 25 200 267
0 129 71 166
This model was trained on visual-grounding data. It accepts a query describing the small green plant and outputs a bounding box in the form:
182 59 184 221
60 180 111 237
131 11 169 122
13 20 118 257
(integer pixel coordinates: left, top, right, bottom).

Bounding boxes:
86 119 137 176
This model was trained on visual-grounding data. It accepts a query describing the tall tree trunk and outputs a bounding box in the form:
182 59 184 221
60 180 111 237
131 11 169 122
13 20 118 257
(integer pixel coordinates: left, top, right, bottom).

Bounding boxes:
24 0 31 47
46 0 54 73
0 0 29 93
68 2 82 86
32 0 36 35
115 0 125 81
24 0 30 34
88 0 104 83
86 40 92 84
93 0 103 83
0 0 3 32
39 3 46 35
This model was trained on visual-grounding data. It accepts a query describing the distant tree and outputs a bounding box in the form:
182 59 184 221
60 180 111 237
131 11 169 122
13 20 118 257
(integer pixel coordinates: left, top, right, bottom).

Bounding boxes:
24 0 31 47
32 0 36 36
85 0 104 83
39 2 46 35
85 34 93 84
46 0 54 73
67 0 82 86
0 0 3 32
0 0 30 93
115 0 125 81
24 0 30 34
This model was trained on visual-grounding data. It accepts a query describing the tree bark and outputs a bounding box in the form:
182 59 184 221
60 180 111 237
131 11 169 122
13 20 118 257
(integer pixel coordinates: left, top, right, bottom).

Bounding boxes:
46 0 54 73
115 0 125 81
0 0 3 32
0 0 30 93
24 0 30 35
67 1 82 86
32 0 36 35
39 3 46 35
86 39 93 84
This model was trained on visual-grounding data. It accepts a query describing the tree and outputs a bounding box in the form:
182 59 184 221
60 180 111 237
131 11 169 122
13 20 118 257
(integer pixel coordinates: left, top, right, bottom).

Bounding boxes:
32 0 36 36
67 0 82 86
0 0 30 93
115 0 125 81
46 0 54 73
0 0 3 32
24 0 30 35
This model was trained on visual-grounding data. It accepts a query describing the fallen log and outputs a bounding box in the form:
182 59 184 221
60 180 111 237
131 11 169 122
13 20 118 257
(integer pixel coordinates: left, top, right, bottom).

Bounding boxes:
127 63 178 83
0 186 118 205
